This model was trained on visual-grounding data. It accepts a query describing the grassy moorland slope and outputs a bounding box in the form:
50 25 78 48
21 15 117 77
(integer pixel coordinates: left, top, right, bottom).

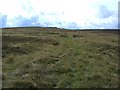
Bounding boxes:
2 27 119 88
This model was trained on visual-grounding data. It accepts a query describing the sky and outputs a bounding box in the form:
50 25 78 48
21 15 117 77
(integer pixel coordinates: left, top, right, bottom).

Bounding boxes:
0 0 119 29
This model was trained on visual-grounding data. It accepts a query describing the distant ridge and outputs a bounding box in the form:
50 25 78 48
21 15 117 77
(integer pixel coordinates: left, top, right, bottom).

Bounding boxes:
1 26 119 31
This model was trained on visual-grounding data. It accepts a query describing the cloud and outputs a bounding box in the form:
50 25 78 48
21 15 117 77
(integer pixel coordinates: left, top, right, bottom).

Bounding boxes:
98 6 113 19
0 0 119 29
2 15 7 27
5 15 40 27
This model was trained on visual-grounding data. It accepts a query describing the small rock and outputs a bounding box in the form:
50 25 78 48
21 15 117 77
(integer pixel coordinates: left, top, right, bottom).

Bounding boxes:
22 74 29 78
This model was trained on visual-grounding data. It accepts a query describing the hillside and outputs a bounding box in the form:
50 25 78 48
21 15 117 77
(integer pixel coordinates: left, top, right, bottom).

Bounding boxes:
2 27 119 88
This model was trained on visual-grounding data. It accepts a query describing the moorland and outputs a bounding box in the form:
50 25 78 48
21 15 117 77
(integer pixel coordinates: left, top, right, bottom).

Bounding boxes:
2 27 119 88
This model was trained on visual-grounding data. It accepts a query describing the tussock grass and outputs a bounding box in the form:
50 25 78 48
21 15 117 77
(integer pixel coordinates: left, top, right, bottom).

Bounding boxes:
2 28 119 88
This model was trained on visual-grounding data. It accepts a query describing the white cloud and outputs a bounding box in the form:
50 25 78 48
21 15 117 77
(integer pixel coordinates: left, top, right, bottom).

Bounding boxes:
0 0 119 29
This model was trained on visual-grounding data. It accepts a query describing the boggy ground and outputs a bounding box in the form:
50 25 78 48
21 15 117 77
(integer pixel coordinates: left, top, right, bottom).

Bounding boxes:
2 27 119 88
